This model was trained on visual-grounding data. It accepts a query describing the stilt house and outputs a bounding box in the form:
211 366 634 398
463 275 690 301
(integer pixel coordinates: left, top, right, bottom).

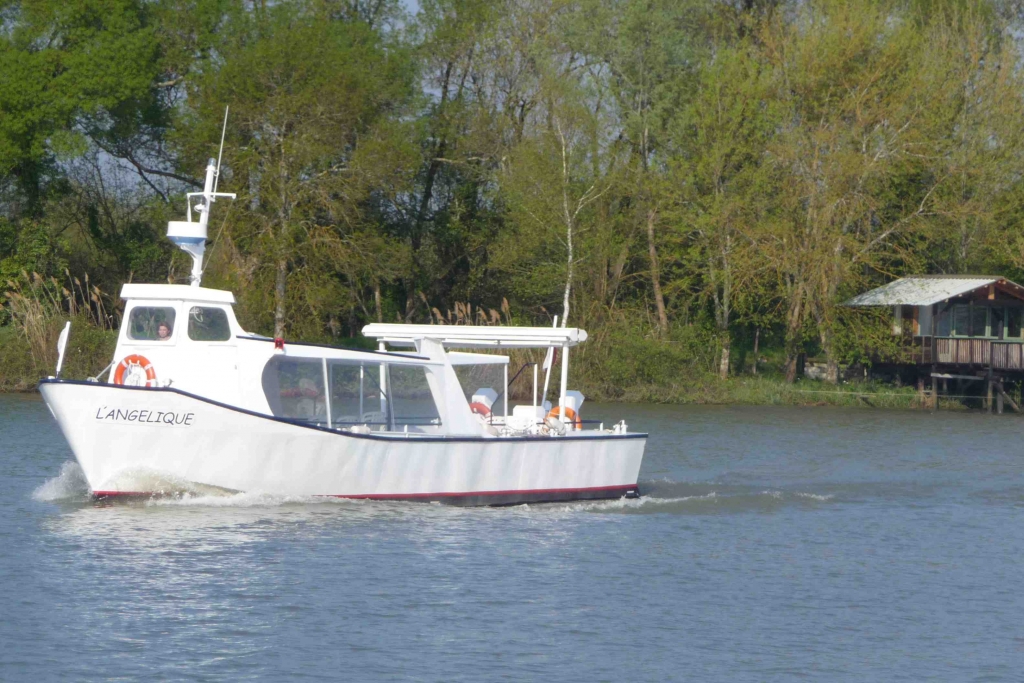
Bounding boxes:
846 275 1024 369
846 275 1024 412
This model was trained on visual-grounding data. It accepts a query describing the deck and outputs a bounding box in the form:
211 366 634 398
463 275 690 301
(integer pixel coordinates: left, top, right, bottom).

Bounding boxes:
907 337 1024 370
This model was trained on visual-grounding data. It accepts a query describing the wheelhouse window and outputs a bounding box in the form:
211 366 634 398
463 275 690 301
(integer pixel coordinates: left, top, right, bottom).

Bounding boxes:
188 306 231 341
261 357 328 425
127 306 176 341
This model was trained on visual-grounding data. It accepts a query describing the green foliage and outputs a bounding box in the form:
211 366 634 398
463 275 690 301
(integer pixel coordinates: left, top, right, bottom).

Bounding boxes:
3 0 1024 399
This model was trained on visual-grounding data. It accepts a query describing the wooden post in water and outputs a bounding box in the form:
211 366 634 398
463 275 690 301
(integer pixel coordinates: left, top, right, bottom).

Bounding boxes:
986 368 994 414
917 376 925 409
997 383 1004 414
996 380 1020 414
931 365 938 410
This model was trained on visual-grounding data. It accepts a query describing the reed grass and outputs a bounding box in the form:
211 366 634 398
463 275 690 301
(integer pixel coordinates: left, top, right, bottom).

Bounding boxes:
1 270 118 389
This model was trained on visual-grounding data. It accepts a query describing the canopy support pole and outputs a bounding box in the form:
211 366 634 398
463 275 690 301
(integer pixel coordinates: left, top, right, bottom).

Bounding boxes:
322 358 332 428
559 343 569 423
533 363 538 408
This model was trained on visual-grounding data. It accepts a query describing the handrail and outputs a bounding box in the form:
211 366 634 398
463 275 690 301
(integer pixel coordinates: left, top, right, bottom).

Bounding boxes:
491 362 536 409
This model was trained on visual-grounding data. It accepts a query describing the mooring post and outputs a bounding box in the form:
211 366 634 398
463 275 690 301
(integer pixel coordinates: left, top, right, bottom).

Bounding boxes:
931 365 938 410
917 376 925 409
997 382 1005 415
986 368 994 414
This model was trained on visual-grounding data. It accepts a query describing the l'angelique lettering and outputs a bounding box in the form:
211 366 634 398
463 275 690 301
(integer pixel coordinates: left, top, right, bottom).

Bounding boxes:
94 407 194 426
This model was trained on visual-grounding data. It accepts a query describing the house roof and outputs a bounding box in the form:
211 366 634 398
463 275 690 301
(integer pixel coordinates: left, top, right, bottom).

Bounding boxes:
845 276 1024 306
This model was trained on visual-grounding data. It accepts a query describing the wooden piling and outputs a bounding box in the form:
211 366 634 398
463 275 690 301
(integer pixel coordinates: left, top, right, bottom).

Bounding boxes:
931 365 938 410
986 369 994 414
997 381 1020 413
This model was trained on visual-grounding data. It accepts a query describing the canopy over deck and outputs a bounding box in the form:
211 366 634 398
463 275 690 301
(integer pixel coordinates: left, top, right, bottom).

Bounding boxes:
845 276 1024 307
362 324 588 349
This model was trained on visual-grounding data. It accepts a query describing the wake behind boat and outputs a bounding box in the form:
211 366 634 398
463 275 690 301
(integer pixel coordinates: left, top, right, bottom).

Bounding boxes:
38 159 647 505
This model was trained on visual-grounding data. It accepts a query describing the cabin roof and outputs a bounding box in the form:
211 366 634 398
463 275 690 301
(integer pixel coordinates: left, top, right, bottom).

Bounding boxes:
120 283 236 304
845 276 1024 306
362 323 588 349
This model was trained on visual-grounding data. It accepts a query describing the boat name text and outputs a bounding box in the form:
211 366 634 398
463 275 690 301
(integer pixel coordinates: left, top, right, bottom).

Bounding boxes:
95 407 194 426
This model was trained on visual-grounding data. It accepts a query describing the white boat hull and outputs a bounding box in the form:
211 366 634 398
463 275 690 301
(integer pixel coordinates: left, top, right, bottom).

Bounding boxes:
39 380 646 505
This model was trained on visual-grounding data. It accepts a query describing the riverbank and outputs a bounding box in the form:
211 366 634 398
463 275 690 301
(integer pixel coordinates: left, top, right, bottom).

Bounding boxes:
580 374 959 409
0 324 116 392
0 321 989 411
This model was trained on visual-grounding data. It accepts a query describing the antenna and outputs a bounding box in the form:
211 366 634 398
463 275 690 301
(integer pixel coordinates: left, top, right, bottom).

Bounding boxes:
167 107 237 287
214 105 228 194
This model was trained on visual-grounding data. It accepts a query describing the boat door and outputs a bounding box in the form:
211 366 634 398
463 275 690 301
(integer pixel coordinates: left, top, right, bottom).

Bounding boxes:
176 304 241 404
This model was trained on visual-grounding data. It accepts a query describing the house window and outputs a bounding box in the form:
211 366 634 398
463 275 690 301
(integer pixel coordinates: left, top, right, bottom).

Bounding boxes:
951 304 991 338
953 305 970 336
970 306 989 337
936 308 951 336
1008 308 1022 339
991 308 1005 340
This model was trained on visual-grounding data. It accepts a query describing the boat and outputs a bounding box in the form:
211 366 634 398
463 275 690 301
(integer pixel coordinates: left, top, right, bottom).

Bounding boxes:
37 159 647 505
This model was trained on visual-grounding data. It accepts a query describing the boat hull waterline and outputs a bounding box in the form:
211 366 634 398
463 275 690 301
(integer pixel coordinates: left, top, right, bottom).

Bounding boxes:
39 380 646 506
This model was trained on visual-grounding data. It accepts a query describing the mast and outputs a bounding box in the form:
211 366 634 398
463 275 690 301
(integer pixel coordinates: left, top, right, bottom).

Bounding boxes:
167 109 236 287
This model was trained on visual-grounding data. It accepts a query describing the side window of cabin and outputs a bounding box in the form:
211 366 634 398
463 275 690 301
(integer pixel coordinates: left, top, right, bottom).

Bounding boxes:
261 357 327 425
389 365 441 427
328 361 387 427
188 306 231 342
127 306 176 341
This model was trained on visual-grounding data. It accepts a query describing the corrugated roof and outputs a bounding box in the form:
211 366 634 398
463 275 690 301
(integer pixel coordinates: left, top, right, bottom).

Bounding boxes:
845 276 1024 306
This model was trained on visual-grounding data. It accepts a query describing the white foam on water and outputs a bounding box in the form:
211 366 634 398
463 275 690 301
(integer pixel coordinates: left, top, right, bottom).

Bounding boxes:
145 490 364 508
552 491 720 513
794 491 835 501
32 461 91 502
99 467 241 498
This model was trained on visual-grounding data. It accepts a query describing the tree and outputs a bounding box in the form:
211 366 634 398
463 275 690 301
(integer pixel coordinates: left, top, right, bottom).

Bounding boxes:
665 42 774 378
179 3 416 337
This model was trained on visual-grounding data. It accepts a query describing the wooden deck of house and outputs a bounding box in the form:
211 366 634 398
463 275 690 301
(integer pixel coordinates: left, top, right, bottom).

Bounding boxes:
905 337 1024 370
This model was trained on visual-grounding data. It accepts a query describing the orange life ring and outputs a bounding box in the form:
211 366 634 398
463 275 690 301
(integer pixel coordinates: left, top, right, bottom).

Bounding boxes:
113 354 157 387
469 401 492 417
546 406 582 431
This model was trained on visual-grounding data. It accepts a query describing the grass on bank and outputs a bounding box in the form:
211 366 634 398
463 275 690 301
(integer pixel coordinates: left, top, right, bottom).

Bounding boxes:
0 318 977 411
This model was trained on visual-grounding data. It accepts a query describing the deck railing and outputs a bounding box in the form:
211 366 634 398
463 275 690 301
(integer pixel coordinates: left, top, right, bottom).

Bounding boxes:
923 337 1024 369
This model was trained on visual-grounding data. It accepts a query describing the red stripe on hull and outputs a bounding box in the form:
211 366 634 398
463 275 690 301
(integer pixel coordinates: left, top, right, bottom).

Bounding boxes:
92 483 640 506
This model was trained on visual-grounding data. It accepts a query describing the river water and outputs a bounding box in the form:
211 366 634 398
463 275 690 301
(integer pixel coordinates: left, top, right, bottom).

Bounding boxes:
2 393 1023 681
